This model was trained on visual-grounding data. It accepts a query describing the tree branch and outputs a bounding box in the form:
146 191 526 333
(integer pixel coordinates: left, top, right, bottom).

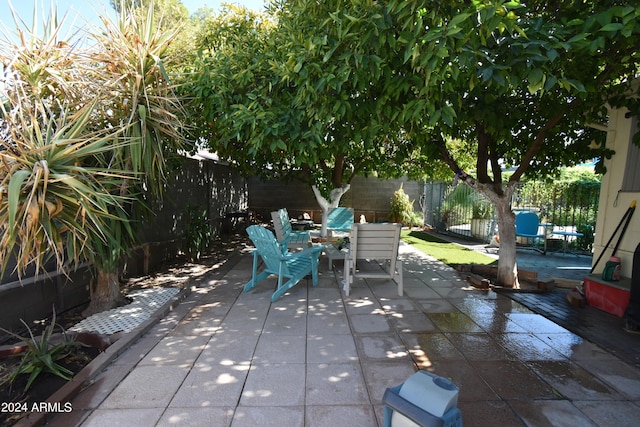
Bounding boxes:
488 137 502 186
433 133 461 174
332 154 345 188
510 110 566 182
476 123 490 183
349 157 366 183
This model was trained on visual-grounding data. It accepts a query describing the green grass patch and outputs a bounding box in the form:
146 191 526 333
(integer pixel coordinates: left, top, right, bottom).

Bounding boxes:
401 230 497 268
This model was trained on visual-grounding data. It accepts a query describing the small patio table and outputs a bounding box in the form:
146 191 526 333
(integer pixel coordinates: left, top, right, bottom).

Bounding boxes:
551 230 584 256
322 240 349 271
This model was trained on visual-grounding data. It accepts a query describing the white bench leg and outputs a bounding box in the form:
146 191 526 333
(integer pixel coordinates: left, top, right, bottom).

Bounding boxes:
395 260 403 296
342 258 351 295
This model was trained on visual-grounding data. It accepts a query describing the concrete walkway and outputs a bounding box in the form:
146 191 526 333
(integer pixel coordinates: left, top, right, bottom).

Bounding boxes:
448 235 640 368
46 240 640 427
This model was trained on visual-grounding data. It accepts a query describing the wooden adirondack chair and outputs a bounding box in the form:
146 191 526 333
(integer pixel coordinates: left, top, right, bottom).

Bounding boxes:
343 223 403 296
271 208 311 251
244 225 324 302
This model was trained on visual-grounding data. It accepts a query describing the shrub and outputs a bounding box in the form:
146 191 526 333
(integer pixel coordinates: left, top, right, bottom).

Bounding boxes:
389 185 422 226
471 195 493 219
576 223 595 252
182 205 212 262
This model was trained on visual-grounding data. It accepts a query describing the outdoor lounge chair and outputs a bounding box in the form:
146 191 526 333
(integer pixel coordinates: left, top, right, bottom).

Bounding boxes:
343 223 403 296
244 225 324 302
515 212 547 254
271 208 311 251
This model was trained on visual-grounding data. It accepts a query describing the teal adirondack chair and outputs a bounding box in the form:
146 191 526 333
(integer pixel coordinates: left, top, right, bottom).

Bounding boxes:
244 225 324 302
327 207 354 238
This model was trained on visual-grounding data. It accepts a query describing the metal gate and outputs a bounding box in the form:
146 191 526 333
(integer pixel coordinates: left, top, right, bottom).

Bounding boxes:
422 180 600 251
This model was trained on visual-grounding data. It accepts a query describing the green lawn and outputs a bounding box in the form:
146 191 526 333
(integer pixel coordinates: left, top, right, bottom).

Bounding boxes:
401 230 497 268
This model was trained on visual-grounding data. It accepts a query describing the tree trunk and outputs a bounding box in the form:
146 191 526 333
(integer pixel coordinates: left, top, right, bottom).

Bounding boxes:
312 184 351 237
494 196 519 288
464 180 519 288
83 268 128 316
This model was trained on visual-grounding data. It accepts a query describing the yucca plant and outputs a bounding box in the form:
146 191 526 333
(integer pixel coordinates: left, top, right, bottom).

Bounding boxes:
79 1 188 314
0 6 136 279
94 0 188 177
0 101 136 278
0 1 189 314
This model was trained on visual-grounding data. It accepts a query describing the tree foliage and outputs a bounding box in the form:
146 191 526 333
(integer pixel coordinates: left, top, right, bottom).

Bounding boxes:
390 1 639 187
387 0 639 285
186 2 441 199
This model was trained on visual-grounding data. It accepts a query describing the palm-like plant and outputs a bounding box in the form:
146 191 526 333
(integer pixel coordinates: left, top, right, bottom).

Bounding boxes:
1 309 79 392
0 101 135 278
0 1 188 314
1 7 134 279
90 2 187 195
79 3 188 314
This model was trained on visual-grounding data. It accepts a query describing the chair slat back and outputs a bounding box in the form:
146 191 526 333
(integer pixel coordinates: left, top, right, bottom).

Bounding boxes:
279 208 293 236
247 225 291 276
327 207 354 232
350 223 401 264
516 212 541 236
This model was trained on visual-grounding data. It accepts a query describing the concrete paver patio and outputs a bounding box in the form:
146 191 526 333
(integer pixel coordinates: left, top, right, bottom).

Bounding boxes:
45 240 640 427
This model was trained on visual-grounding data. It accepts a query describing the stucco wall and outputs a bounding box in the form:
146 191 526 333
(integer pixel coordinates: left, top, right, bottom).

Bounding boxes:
593 108 640 277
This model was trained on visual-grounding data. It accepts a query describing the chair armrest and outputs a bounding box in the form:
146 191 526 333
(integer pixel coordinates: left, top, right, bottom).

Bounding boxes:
281 245 325 260
516 232 545 238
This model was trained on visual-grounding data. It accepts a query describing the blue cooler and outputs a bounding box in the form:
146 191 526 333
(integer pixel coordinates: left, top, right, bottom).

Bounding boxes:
382 371 462 427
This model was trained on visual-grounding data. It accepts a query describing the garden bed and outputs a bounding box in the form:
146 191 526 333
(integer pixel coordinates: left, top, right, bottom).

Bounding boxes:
0 342 99 426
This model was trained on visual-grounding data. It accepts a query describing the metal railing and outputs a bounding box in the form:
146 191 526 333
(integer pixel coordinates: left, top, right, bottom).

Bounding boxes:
422 180 600 252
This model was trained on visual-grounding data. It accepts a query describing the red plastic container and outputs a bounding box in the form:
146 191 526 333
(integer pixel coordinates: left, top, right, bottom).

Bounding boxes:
584 274 631 317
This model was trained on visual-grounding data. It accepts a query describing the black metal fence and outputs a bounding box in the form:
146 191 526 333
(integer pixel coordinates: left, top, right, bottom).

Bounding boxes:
422 180 600 252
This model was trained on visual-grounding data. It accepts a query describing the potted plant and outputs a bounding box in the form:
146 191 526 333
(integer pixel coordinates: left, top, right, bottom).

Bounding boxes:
470 196 493 239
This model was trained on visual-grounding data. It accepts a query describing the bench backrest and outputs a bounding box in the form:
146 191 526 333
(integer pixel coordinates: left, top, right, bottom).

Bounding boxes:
349 223 401 263
271 208 293 241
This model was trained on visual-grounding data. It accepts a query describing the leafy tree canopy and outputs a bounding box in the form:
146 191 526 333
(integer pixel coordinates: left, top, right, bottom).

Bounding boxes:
384 0 639 286
110 0 189 29
387 0 639 189
185 2 462 199
186 1 639 198
184 0 639 286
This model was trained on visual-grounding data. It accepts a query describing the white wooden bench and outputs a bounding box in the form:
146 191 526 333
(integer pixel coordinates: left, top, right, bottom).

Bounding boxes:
342 223 403 296
271 208 311 251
